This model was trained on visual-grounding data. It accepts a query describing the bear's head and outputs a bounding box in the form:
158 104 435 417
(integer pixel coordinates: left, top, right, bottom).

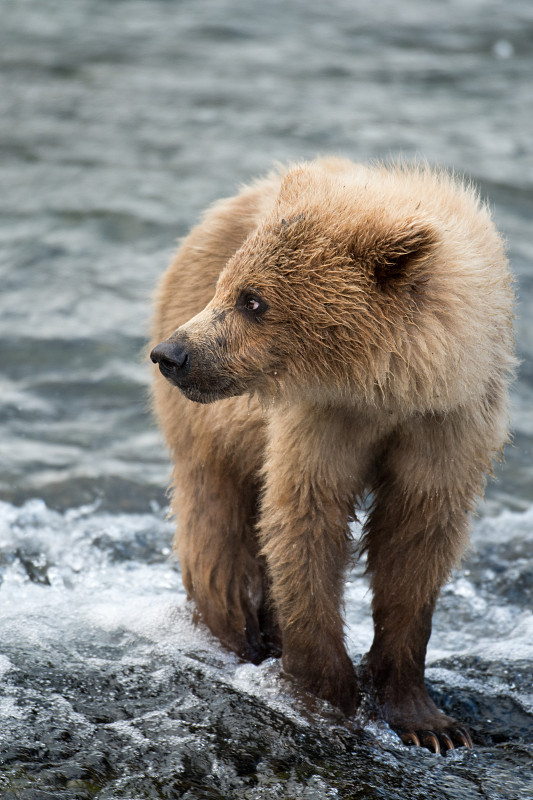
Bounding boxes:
151 164 438 405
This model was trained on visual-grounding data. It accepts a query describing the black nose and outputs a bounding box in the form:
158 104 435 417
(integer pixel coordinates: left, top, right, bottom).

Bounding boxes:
150 340 191 384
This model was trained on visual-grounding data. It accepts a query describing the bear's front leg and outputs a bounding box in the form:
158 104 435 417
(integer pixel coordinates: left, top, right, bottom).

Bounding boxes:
258 406 361 716
363 414 483 752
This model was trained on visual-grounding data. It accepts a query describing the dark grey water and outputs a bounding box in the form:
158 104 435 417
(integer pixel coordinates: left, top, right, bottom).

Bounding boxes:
0 1 532 798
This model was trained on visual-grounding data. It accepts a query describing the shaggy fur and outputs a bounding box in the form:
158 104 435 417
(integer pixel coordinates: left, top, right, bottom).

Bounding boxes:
150 158 515 751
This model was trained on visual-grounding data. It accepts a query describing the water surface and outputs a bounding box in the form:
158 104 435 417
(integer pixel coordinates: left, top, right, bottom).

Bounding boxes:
0 1 532 798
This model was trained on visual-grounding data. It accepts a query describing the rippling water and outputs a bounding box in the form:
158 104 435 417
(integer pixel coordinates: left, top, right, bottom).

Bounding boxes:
1 1 532 798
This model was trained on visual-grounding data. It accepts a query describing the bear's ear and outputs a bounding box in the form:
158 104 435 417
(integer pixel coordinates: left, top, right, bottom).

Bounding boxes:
359 220 438 290
278 165 314 205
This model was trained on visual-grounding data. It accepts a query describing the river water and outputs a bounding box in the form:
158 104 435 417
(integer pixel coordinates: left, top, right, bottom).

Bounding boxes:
0 1 532 798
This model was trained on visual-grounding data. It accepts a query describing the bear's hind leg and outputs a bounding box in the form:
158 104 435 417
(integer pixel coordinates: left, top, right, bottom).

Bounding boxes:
173 463 279 664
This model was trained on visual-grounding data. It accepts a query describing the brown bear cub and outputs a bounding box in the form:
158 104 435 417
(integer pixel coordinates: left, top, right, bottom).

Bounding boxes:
150 158 515 753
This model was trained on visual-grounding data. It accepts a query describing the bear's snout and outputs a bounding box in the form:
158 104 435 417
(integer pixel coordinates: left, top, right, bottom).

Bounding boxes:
151 331 240 403
150 339 191 387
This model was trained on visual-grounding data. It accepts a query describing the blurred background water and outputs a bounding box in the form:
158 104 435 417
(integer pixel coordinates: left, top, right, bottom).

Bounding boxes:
0 1 532 798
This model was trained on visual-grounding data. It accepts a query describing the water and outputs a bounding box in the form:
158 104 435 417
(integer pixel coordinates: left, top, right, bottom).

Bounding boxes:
0 1 532 797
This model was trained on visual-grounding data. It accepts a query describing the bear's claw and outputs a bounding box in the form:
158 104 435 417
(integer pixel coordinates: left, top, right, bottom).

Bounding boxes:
439 732 455 751
456 728 474 749
401 727 473 754
421 731 441 753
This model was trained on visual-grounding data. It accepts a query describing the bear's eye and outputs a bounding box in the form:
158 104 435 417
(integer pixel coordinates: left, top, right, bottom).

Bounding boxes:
237 290 268 320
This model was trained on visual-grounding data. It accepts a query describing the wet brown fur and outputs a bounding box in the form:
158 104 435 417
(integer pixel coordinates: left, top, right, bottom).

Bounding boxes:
150 158 515 743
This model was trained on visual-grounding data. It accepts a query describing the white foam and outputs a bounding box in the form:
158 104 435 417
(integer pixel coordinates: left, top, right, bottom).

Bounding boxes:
0 654 13 678
0 697 24 721
0 498 532 723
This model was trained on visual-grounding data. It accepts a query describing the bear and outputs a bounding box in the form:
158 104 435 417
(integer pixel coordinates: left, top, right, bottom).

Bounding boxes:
150 157 515 753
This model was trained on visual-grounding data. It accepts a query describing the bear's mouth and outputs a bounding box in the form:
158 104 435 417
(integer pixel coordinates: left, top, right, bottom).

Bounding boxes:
177 379 242 405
